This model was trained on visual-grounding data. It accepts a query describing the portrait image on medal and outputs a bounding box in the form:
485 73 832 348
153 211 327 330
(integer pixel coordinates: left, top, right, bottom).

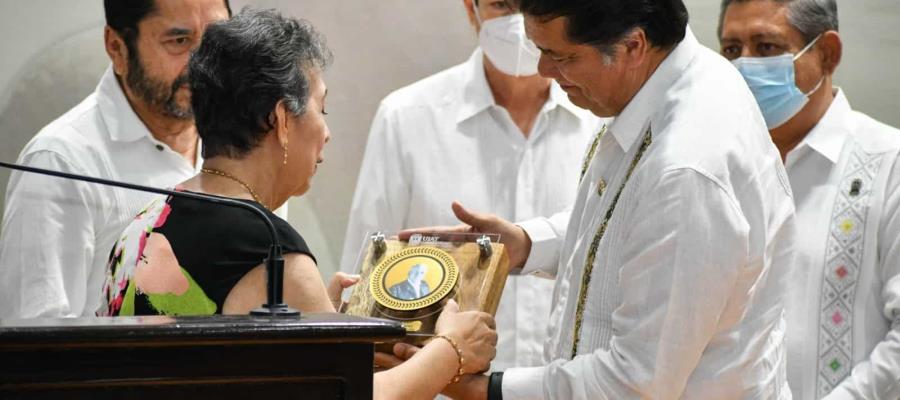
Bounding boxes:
386 262 437 301
342 232 509 344
369 246 459 311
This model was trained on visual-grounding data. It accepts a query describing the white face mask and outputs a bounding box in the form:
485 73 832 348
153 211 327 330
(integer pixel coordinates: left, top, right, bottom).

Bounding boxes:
475 12 541 77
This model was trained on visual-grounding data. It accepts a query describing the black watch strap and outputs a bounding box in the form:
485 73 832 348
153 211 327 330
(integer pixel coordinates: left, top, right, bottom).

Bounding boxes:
488 371 504 400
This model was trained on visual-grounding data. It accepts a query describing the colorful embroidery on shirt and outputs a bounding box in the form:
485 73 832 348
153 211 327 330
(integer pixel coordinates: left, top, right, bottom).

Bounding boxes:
816 144 885 397
572 126 652 359
580 125 608 182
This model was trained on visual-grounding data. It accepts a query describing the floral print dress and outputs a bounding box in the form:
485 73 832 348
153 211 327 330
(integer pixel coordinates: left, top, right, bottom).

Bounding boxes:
97 193 313 316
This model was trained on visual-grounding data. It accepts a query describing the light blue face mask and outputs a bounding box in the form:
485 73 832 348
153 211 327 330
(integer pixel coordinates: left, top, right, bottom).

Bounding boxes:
732 35 824 129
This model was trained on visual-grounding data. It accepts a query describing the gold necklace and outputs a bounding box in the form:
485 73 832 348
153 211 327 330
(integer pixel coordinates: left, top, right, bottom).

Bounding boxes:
201 168 269 210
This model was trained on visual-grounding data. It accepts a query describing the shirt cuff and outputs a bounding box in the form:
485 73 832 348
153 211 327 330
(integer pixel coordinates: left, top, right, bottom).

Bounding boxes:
502 366 546 400
517 218 559 278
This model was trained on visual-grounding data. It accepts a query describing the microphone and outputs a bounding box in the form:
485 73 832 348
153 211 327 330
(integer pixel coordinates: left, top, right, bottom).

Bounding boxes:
0 160 299 317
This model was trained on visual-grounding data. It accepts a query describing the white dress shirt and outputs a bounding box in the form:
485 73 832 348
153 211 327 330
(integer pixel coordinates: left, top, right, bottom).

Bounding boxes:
783 89 900 400
0 66 200 318
341 49 602 371
503 28 796 399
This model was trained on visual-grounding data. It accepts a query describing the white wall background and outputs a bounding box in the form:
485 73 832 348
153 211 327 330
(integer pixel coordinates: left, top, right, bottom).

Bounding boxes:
0 1 897 279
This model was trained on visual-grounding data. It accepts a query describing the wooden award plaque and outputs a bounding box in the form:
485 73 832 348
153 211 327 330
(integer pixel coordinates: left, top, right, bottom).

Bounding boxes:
344 233 509 346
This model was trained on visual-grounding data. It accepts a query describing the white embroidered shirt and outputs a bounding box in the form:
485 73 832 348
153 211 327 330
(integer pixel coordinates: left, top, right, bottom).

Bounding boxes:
503 28 796 399
783 89 900 400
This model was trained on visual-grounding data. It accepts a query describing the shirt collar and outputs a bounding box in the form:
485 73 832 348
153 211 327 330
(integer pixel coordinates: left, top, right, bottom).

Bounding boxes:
608 26 701 153
457 49 496 124
456 48 583 123
791 88 851 164
96 65 155 143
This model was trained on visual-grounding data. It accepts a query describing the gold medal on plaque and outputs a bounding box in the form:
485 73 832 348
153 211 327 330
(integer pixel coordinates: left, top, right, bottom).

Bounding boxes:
344 232 509 346
369 247 459 312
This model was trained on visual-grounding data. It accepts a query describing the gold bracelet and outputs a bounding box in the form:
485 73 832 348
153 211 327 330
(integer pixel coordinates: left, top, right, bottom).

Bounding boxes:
432 334 465 383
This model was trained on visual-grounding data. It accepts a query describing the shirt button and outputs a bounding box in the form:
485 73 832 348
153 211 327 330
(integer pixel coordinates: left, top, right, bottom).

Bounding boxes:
155 144 164 151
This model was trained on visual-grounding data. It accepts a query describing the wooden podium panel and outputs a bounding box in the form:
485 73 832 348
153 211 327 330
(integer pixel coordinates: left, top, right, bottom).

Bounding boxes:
0 313 404 399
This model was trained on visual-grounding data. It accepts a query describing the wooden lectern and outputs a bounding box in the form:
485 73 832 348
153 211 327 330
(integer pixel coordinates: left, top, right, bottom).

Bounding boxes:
0 313 404 399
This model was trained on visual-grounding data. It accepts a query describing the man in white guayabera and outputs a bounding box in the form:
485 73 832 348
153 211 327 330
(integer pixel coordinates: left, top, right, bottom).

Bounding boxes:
341 0 603 372
385 0 797 398
0 0 231 319
721 0 900 398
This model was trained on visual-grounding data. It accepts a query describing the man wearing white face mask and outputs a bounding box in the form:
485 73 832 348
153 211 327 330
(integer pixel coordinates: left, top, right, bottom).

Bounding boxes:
721 1 900 399
341 0 602 372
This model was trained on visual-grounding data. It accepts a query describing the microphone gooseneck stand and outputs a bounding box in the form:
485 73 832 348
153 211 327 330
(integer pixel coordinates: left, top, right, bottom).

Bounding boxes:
0 161 299 317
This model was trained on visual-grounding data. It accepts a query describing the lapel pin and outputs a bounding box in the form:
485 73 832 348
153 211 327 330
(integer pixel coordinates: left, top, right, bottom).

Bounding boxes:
850 179 862 197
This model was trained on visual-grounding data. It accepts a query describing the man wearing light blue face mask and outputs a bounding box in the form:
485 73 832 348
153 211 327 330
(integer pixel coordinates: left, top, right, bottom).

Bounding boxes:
732 33 823 130
720 1 900 399
342 0 603 373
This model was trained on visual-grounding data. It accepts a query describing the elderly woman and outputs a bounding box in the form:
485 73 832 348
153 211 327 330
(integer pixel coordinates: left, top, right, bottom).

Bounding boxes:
97 8 495 400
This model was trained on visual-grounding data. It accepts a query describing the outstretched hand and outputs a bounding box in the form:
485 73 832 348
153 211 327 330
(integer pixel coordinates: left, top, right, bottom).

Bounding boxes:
399 201 533 270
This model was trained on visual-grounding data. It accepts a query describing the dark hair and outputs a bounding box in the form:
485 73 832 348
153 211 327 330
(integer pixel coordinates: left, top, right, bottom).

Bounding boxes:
104 0 232 53
514 0 689 54
188 8 333 159
718 0 837 43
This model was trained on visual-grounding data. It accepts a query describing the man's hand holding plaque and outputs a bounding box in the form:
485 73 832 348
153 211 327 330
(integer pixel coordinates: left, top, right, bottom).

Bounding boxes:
400 201 532 271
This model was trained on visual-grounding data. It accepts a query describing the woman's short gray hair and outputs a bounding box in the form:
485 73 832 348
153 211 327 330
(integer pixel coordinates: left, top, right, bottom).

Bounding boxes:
189 7 333 159
719 0 838 43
